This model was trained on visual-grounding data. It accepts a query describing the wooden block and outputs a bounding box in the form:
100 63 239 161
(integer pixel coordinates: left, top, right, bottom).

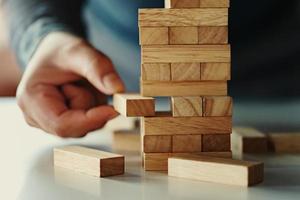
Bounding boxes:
142 45 231 63
168 155 264 186
113 93 155 117
199 0 230 8
198 26 228 44
202 134 231 152
139 27 169 45
144 152 232 171
267 133 300 153
171 63 201 81
142 63 171 81
172 135 202 153
203 96 232 116
113 129 141 153
143 135 172 153
54 146 124 177
170 27 198 44
201 63 231 80
165 0 230 8
139 8 228 27
232 127 268 154
171 97 202 117
142 113 232 135
141 80 227 97
165 0 200 8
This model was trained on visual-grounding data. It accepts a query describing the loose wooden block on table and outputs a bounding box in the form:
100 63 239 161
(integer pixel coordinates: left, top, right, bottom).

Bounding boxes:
168 155 264 186
144 152 232 171
143 135 172 153
139 27 169 45
232 127 268 154
171 63 201 81
54 146 124 177
171 96 202 117
142 113 232 135
141 80 227 97
142 45 231 64
142 63 171 81
201 63 231 80
113 93 155 117
202 134 231 152
203 96 232 116
198 26 228 44
169 27 198 44
139 9 228 27
267 133 300 153
172 135 202 153
165 0 230 8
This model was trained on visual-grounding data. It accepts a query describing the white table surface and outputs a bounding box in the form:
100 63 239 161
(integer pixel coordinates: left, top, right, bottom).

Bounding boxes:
1 98 300 200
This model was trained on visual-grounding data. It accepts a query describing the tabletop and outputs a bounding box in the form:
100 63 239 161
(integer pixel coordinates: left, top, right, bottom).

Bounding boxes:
1 98 300 200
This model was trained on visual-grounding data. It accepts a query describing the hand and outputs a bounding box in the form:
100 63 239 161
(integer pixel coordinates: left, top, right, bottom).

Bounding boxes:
17 32 125 138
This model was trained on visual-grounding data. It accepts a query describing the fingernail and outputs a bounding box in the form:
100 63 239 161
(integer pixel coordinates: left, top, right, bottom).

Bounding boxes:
102 73 124 93
109 110 119 120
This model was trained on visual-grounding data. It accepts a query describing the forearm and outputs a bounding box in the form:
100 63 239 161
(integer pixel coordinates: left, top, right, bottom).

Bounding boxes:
2 0 86 68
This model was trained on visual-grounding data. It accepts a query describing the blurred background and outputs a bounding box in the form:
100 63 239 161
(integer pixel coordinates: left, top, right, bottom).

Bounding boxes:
0 5 22 96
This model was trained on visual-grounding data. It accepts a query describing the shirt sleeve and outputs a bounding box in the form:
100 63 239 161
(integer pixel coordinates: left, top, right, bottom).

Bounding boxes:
2 0 86 69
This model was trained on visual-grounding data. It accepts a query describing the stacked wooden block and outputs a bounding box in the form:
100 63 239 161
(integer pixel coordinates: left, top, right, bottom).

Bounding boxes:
137 0 232 171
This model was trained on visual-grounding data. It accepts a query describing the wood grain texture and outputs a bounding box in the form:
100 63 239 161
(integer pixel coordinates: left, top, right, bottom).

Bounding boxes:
165 0 230 8
171 96 202 117
203 96 232 116
199 0 230 8
165 0 200 8
54 146 124 177
172 135 202 153
202 134 231 152
143 135 172 153
201 63 231 80
139 27 169 45
198 26 228 44
144 152 232 171
232 127 268 154
142 63 171 81
141 80 227 97
168 155 264 186
142 45 231 63
170 27 198 44
142 113 232 135
139 9 228 27
113 93 155 117
267 133 300 153
171 63 201 81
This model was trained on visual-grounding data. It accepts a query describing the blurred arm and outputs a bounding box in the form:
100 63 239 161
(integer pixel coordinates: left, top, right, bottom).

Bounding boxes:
2 0 86 68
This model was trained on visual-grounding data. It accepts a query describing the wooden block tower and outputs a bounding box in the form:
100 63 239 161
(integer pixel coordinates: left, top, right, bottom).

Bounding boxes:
114 0 232 171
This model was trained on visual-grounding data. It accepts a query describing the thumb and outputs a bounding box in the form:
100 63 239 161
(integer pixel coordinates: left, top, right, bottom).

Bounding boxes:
66 42 125 95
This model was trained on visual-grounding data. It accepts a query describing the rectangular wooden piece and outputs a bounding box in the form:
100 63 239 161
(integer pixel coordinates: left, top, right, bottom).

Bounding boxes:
142 113 232 135
141 81 227 97
139 8 228 27
54 146 125 177
142 45 231 63
171 96 202 117
168 155 264 186
113 93 155 117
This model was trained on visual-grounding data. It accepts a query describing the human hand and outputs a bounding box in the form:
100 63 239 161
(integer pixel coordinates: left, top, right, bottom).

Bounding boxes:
17 32 125 137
